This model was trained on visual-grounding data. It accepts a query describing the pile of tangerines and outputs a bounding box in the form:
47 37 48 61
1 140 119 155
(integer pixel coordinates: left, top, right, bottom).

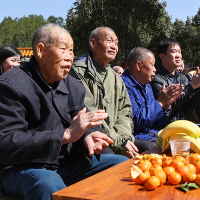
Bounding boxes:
130 153 200 190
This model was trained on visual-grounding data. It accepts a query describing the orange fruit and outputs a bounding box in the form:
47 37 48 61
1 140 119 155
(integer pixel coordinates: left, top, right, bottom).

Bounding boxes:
149 164 163 175
162 156 172 162
150 169 166 185
186 163 196 173
135 170 150 185
145 176 160 190
195 174 200 186
163 166 175 177
168 172 182 185
174 156 186 165
137 163 149 173
194 161 200 175
176 165 190 177
151 157 162 166
170 159 184 170
189 153 200 165
162 159 172 168
138 159 152 170
183 173 197 183
130 165 142 181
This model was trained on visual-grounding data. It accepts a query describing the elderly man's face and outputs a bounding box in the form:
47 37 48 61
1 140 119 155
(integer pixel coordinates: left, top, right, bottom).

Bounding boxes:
39 31 74 85
91 29 118 67
140 52 156 85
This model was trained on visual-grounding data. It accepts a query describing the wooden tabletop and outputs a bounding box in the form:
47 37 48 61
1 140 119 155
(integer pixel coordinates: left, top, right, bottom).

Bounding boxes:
52 146 200 200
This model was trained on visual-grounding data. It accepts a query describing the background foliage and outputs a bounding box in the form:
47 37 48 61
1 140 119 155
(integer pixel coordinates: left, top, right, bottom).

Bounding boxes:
0 0 200 68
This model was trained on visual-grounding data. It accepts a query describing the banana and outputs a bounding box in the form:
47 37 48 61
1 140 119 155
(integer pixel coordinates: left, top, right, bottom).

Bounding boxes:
169 133 200 154
161 123 199 152
167 120 200 138
156 129 163 147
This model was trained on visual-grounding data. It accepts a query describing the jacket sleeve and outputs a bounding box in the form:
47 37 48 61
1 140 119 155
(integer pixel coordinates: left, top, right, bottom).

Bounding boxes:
150 74 196 111
109 80 135 153
0 80 64 165
124 82 168 130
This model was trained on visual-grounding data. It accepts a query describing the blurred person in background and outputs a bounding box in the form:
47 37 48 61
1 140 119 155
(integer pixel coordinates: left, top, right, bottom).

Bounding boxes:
177 59 184 74
0 45 22 75
113 66 124 76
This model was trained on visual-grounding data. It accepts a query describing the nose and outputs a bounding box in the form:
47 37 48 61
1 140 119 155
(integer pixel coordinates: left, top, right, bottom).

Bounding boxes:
110 43 118 53
176 51 182 58
64 50 73 61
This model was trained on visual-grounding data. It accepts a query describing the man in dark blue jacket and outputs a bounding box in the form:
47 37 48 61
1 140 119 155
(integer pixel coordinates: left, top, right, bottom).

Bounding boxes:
121 47 183 141
0 24 127 200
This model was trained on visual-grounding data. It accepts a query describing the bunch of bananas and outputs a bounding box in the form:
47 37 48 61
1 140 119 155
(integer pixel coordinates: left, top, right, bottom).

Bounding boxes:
156 120 200 153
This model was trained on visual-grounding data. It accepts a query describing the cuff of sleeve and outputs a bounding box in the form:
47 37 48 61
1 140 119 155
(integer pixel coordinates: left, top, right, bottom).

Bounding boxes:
163 107 172 116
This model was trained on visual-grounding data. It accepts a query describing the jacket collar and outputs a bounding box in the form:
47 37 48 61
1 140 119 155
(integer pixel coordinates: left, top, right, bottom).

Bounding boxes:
22 56 69 95
123 69 149 91
156 65 179 78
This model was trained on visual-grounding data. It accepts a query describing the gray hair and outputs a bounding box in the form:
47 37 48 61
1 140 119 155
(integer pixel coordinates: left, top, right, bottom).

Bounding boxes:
89 27 115 49
32 23 70 54
126 47 154 68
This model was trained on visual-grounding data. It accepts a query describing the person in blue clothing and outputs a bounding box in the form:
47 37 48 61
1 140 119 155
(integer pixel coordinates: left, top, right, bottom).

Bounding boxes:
121 47 184 142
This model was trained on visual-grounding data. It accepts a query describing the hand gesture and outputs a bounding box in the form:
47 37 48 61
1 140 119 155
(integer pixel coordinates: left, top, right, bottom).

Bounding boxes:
157 84 184 109
191 67 200 89
62 107 108 145
121 140 139 158
84 131 113 156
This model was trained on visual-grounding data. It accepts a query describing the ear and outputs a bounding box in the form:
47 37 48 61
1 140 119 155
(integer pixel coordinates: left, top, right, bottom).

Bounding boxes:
36 43 45 59
90 38 96 49
135 61 142 71
159 53 165 61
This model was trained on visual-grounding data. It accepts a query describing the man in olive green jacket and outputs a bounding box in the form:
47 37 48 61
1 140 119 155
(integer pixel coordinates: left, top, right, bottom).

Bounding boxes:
69 27 156 158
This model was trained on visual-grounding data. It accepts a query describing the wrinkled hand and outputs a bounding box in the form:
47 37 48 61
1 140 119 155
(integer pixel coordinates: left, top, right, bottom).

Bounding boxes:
157 84 184 109
84 131 113 156
191 67 200 89
121 140 139 158
62 107 108 145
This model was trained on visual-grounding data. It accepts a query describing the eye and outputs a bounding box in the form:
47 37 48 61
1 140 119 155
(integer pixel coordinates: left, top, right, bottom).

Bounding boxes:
106 39 112 43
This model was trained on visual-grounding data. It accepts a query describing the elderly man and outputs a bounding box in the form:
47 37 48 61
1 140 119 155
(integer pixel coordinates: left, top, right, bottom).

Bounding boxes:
0 24 127 200
69 27 157 156
113 66 124 76
121 47 183 141
150 38 200 126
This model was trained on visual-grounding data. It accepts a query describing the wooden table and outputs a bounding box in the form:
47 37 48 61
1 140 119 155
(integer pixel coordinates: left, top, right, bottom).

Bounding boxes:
52 146 200 200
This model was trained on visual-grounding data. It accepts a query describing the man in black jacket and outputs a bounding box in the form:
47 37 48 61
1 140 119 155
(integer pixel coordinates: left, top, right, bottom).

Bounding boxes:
0 24 127 200
150 38 200 127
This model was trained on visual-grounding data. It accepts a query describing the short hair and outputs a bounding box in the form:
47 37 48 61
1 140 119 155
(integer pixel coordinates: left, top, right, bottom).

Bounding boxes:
157 38 180 64
32 23 70 54
89 27 115 49
0 45 22 64
126 47 154 68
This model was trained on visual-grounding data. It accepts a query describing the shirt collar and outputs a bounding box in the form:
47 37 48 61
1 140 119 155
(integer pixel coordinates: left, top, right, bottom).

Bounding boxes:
123 69 148 90
157 65 179 78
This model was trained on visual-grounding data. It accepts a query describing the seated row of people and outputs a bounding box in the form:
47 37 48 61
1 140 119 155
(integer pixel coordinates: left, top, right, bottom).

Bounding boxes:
1 24 200 199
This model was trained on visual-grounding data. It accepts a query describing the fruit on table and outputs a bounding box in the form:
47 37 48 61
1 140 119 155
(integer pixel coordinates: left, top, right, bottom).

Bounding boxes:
130 153 200 190
156 120 200 153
